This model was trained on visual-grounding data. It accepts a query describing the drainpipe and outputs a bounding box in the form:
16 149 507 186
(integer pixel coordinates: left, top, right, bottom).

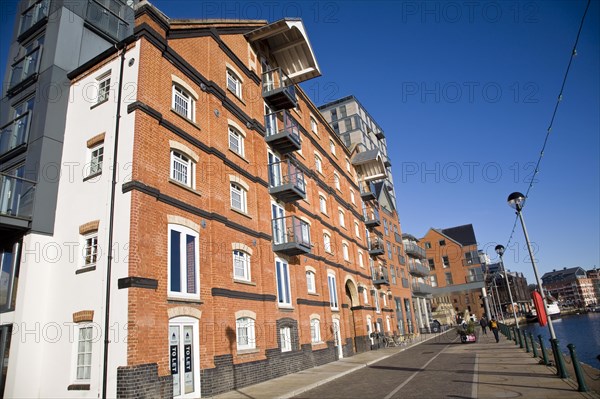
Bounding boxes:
101 41 127 399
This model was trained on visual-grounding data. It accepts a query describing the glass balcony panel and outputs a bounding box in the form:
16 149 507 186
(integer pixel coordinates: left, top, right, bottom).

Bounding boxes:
19 0 49 36
271 216 311 255
0 113 30 157
268 159 306 202
264 110 301 154
262 68 297 110
9 46 41 90
0 174 36 221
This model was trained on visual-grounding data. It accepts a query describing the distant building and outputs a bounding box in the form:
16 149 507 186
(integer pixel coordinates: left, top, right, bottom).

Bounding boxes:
420 224 486 320
587 268 600 306
485 263 530 315
541 267 597 307
402 234 433 332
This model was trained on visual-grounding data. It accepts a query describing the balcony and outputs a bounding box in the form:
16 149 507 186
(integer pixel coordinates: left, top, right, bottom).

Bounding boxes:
465 274 484 283
372 266 390 286
363 205 380 229
245 19 321 84
368 235 384 256
0 173 36 231
8 46 42 94
265 110 301 154
403 241 426 259
271 215 311 256
18 0 49 40
462 257 482 267
411 282 433 296
268 158 306 202
0 113 31 159
262 68 297 111
408 261 430 277
359 181 376 201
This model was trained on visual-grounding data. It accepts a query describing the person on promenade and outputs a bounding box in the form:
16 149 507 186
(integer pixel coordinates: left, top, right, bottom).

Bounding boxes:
479 315 488 334
489 316 499 343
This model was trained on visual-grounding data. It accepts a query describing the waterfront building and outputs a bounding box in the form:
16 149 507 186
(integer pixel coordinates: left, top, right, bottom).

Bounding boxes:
0 1 415 397
485 263 531 315
420 224 486 321
402 234 433 332
542 267 597 308
587 268 600 306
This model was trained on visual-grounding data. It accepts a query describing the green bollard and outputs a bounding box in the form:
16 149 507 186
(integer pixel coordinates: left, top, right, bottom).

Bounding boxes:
538 334 549 365
524 330 530 353
517 328 524 348
507 327 512 341
513 327 518 344
530 333 538 358
550 338 569 379
567 344 589 392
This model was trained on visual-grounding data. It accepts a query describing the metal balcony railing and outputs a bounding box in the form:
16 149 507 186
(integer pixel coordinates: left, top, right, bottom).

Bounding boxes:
465 274 485 283
264 110 301 154
268 158 306 202
0 173 36 221
8 46 42 92
19 0 49 37
409 261 430 277
403 241 427 259
368 235 384 256
359 181 376 201
271 215 311 255
372 265 390 286
411 282 433 295
363 205 380 228
0 113 30 158
462 257 483 267
262 68 297 110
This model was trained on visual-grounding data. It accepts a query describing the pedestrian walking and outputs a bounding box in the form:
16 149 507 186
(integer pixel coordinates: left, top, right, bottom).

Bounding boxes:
479 315 488 334
490 316 499 343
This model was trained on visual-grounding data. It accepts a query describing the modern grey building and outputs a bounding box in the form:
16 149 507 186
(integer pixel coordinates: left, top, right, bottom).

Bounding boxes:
0 0 135 395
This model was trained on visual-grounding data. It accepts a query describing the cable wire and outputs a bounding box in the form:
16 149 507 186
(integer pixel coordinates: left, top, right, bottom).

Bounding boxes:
504 0 592 251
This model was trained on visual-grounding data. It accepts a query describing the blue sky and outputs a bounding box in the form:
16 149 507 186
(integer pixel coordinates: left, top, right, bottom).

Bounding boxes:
1 1 598 285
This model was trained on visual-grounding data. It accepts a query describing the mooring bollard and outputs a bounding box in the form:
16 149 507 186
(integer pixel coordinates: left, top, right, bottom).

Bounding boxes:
524 330 530 353
538 334 549 365
507 326 512 341
513 327 518 345
550 338 569 379
530 333 538 358
567 344 589 392
517 328 524 348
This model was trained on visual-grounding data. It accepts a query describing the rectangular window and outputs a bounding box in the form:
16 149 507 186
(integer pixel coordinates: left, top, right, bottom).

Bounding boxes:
84 234 98 267
445 272 453 285
340 105 347 118
226 69 242 98
169 225 199 299
430 274 438 287
328 274 338 309
171 151 194 188
88 144 104 176
342 244 349 261
228 127 244 156
306 271 316 293
230 183 247 213
172 85 195 121
96 73 111 104
390 266 397 285
280 327 291 352
310 117 318 134
319 196 327 214
387 242 392 260
329 140 336 155
439 239 446 246
323 234 332 253
233 250 250 281
338 210 345 227
442 256 450 268
276 259 291 306
76 325 93 380
428 258 435 270
425 242 432 249
315 154 322 173
310 319 321 343
236 317 256 350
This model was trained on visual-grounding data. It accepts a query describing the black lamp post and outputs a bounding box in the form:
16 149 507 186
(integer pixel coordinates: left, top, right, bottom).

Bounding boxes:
495 244 519 328
507 192 568 378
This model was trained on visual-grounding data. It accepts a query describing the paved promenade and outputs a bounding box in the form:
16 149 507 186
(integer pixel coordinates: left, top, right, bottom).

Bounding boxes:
213 328 600 399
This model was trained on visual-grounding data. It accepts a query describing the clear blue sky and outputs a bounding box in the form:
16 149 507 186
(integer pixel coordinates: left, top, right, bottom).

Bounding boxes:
1 1 598 285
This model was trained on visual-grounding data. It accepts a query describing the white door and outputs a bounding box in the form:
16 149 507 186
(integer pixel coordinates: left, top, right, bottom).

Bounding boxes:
268 151 282 187
332 318 343 359
170 318 200 398
271 203 285 244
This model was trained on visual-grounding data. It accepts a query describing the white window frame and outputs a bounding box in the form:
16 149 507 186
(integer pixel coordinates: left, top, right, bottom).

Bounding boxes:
236 317 256 350
88 143 104 176
310 318 321 343
230 183 247 213
73 323 93 382
315 154 322 173
306 271 316 294
169 316 201 398
233 250 251 282
168 224 200 300
338 209 345 228
346 158 351 172
171 150 195 188
358 250 364 268
363 287 369 304
342 243 349 261
350 189 355 204
319 195 327 214
386 316 392 332
333 172 340 190
329 140 336 155
228 126 244 157
327 273 339 310
310 117 318 134
354 221 360 238
323 233 332 253
83 232 98 268
96 72 111 104
226 68 242 98
280 327 292 352
172 84 195 121
276 258 292 307
375 291 381 313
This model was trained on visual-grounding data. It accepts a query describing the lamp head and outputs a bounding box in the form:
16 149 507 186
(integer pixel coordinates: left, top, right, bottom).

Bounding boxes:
495 244 505 257
507 192 526 211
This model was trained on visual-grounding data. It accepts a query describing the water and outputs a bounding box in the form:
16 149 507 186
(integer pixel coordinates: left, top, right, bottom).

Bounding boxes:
519 312 600 368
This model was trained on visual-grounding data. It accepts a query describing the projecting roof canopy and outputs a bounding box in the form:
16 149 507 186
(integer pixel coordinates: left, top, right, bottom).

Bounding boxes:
245 19 321 84
351 148 387 182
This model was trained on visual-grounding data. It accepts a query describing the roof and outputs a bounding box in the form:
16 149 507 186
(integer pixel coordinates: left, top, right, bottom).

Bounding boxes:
441 224 477 246
541 267 587 282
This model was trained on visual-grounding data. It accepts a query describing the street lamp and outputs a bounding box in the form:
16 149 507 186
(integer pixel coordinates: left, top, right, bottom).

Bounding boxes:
495 244 519 328
491 273 504 321
507 192 568 378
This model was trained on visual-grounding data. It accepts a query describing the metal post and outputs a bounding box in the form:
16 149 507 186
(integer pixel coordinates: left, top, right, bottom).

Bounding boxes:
513 327 518 345
538 335 549 365
481 286 492 322
550 339 569 379
524 330 530 353
530 333 538 358
492 275 504 321
499 255 519 328
507 326 512 340
567 344 589 392
514 207 569 378
517 328 524 348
